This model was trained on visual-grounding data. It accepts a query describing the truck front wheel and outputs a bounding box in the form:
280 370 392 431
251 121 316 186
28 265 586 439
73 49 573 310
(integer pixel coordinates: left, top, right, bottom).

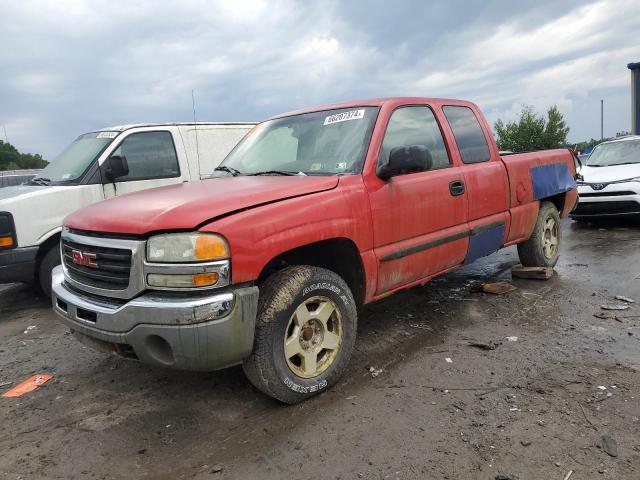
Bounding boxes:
38 246 61 298
243 265 357 404
517 201 561 267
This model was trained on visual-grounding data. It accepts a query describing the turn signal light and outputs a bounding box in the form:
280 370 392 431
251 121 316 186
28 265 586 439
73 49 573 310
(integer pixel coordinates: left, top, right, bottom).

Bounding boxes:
147 272 220 288
0 236 14 248
194 236 229 261
193 272 219 287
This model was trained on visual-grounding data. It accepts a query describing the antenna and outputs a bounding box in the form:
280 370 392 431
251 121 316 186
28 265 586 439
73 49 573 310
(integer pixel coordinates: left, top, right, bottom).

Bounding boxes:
192 90 202 179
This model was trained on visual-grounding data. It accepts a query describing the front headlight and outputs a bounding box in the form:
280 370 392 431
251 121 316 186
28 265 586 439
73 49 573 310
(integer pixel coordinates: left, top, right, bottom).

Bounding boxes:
147 233 229 263
145 233 230 290
0 212 17 249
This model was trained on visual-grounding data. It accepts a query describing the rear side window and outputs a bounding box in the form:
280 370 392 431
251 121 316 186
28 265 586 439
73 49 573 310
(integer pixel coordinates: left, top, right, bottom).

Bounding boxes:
378 106 451 170
443 106 490 164
109 131 180 181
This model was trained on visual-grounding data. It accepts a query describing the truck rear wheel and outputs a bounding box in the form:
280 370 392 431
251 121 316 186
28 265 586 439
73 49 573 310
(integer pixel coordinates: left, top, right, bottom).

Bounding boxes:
517 201 561 267
38 246 61 298
243 265 357 404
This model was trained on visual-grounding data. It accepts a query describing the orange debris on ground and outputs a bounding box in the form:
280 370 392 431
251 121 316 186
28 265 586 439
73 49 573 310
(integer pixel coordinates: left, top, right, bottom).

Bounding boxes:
2 374 53 398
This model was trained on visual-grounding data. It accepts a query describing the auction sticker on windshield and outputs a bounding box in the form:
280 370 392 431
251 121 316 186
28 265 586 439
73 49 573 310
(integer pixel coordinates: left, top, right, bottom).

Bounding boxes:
324 109 365 126
96 131 118 139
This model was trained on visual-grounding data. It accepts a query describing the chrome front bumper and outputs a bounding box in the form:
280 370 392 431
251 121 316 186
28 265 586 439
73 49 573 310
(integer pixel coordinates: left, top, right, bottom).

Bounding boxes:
51 266 259 371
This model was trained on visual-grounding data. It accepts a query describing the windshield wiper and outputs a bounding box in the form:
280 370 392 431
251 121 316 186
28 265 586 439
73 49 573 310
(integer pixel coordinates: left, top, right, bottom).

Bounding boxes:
28 177 51 186
213 166 242 176
248 170 302 176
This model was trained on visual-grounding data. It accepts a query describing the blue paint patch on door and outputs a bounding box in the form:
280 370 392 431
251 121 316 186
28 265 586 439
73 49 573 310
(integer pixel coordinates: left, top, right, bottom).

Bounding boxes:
464 223 505 264
530 163 576 200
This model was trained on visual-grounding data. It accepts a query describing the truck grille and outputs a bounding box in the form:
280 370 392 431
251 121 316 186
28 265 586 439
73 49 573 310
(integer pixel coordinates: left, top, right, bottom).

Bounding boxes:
573 201 640 216
62 239 132 290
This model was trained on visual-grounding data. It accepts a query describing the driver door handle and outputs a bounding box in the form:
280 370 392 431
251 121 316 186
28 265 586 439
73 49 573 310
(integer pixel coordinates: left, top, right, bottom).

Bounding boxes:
449 180 465 196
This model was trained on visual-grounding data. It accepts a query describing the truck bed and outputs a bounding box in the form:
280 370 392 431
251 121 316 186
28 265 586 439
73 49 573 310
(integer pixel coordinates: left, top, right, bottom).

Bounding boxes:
500 149 577 214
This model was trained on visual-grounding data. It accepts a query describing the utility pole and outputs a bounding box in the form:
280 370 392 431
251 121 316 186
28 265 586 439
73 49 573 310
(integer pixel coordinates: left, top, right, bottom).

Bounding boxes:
600 99 604 140
2 125 7 144
630 62 640 135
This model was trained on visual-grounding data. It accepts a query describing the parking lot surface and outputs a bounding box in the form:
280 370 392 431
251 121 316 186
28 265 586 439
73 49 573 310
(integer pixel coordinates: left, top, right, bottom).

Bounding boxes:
1 219 639 479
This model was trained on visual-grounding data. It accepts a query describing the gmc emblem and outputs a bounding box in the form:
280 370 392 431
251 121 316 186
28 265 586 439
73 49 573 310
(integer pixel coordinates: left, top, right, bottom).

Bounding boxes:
71 250 98 268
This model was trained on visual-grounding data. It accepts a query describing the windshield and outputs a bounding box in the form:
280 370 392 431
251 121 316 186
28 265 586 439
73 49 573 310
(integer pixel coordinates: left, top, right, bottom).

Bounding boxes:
36 131 118 183
218 107 379 175
586 139 640 167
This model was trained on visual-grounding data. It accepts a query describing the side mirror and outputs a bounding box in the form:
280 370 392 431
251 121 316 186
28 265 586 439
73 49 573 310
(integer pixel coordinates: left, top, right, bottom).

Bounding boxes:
103 155 129 181
377 145 432 180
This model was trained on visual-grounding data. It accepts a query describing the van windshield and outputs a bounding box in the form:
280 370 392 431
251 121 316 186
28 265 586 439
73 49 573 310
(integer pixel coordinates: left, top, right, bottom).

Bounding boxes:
32 132 118 185
217 107 379 176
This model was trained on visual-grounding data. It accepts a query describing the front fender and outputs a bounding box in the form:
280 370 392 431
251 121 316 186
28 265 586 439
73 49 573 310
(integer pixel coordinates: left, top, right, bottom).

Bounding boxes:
201 177 374 286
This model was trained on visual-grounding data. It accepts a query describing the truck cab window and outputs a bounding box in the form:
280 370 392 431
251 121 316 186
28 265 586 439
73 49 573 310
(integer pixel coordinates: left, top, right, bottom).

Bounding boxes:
378 106 451 170
443 106 490 164
107 131 180 182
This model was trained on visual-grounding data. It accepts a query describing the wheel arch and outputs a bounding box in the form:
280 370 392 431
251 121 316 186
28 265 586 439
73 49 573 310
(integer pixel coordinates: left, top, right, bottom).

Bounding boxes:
540 192 566 215
35 231 61 278
256 237 366 309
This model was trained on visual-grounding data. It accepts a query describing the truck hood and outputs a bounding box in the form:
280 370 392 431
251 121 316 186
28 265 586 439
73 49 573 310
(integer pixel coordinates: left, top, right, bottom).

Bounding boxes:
579 163 640 183
65 176 340 235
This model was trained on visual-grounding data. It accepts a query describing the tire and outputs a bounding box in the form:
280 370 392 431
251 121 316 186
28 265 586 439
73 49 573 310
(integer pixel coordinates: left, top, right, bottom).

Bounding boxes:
243 265 357 404
517 201 561 267
38 246 61 298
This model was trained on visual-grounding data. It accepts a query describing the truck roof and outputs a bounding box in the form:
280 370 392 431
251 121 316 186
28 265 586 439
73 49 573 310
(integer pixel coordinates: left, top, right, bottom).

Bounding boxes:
97 122 257 132
271 97 478 119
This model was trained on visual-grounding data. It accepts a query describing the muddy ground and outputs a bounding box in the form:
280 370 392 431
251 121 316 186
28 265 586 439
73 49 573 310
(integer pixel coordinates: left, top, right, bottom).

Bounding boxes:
1 218 639 480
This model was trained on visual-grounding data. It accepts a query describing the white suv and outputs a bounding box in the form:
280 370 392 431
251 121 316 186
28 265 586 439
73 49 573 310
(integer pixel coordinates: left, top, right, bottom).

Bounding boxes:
572 136 640 220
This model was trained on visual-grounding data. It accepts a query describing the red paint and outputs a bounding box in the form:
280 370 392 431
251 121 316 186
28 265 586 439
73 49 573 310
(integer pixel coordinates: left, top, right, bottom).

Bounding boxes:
63 97 577 304
65 176 339 234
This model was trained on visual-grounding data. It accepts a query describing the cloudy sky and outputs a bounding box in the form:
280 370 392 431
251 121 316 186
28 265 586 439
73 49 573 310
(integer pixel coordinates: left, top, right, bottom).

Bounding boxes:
1 0 639 159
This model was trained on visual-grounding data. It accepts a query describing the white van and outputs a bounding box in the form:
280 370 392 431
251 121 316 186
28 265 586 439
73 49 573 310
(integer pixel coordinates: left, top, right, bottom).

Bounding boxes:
0 122 255 296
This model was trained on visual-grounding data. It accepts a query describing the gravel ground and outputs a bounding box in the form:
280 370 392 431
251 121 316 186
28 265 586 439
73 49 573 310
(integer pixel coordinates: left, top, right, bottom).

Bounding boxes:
1 218 639 480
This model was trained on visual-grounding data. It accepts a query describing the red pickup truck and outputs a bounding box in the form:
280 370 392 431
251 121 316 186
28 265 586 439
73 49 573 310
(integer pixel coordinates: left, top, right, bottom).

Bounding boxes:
52 97 578 403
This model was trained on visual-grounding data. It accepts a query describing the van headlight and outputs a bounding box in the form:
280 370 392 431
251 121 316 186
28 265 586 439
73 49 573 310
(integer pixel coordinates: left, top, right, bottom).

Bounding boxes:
145 233 230 290
147 233 229 263
0 212 17 250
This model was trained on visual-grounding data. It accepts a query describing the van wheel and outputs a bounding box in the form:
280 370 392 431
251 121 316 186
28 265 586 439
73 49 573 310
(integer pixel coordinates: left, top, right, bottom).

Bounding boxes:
243 266 357 404
517 201 561 267
38 246 61 298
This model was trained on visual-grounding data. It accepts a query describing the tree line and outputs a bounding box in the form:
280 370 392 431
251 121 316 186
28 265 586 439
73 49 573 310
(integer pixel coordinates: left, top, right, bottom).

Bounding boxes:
493 104 628 154
0 140 48 171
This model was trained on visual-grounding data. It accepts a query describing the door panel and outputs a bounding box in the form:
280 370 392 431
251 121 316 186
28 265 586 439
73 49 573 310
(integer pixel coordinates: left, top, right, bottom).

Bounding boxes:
460 161 509 221
441 105 509 223
102 130 189 198
369 167 468 294
368 105 469 294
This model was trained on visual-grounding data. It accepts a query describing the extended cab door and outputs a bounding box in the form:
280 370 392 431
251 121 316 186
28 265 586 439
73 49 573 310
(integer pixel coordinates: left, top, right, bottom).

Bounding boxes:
441 105 510 263
102 128 190 198
367 105 469 294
